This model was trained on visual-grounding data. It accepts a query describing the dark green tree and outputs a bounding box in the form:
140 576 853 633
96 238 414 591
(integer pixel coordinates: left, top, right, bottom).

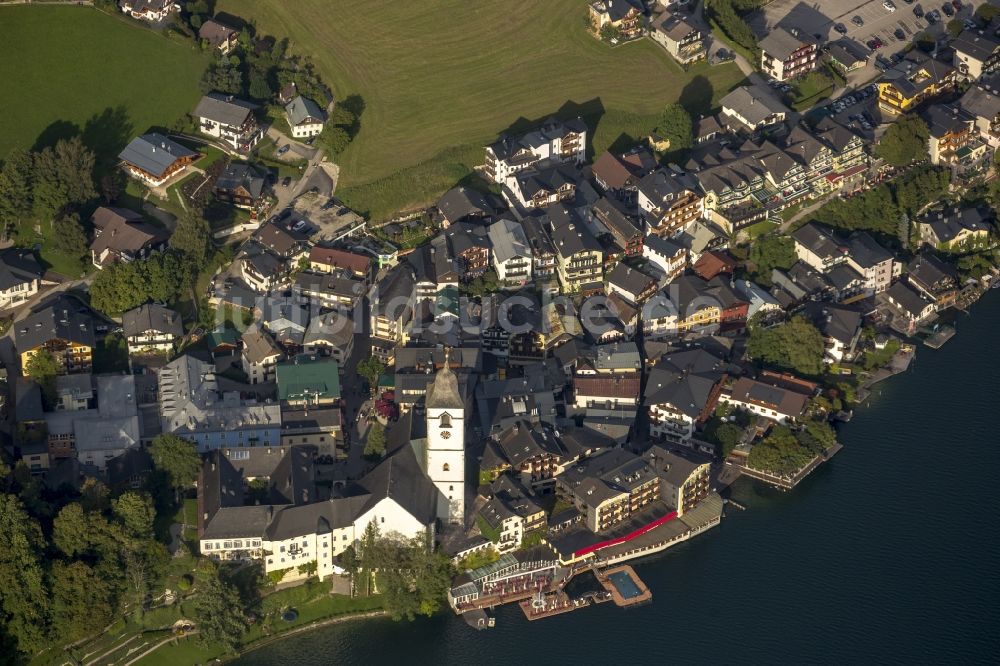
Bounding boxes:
318 126 350 156
192 571 247 652
748 235 796 286
657 103 694 152
149 433 201 501
0 494 51 655
52 213 90 273
364 422 386 459
328 106 356 129
24 348 59 408
357 356 385 393
171 211 212 264
876 115 930 167
200 59 244 95
50 561 114 642
747 316 826 376
0 148 35 229
32 136 97 218
113 491 156 539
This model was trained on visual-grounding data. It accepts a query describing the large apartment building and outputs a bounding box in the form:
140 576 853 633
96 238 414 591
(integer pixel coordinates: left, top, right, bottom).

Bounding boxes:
759 28 818 81
484 117 587 185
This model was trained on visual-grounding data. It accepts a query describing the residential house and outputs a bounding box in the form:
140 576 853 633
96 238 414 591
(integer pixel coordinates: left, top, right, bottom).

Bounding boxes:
906 253 960 311
488 218 533 287
492 421 565 491
241 326 284 384
0 249 44 310
651 273 747 337
369 263 415 362
16 297 94 375
605 262 657 305
588 0 645 41
215 163 268 217
801 302 863 364
571 372 641 411
259 295 310 349
644 346 727 443
885 281 937 331
303 311 354 362
192 92 263 152
551 208 604 293
505 163 581 211
636 168 704 238
916 206 993 251
556 448 660 533
436 186 497 227
119 0 178 22
238 248 288 292
650 11 705 64
692 250 736 281
90 207 168 269
642 446 711 516
121 303 182 355
922 104 989 174
878 52 958 115
792 222 848 272
44 375 140 469
590 148 656 201
118 133 197 186
54 374 93 412
722 377 808 424
958 81 1000 147
641 234 686 282
276 355 340 406
759 27 818 81
478 475 546 553
159 354 281 452
591 197 643 256
484 117 587 185
845 231 899 295
952 30 1000 81
284 96 327 139
521 214 558 282
826 39 869 73
308 246 371 280
198 19 238 54
719 84 790 132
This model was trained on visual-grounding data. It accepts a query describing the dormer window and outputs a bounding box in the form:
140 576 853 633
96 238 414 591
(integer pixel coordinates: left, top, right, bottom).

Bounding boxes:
440 413 452 428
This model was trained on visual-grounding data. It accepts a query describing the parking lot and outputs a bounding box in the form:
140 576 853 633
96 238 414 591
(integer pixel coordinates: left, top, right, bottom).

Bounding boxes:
750 0 974 61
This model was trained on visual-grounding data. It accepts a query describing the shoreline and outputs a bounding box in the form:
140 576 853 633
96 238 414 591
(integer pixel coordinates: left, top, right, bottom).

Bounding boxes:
223 609 388 663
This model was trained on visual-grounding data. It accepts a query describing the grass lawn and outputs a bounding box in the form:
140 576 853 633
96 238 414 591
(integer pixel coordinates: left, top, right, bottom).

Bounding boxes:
14 218 88 278
219 0 745 218
0 6 208 162
785 71 836 111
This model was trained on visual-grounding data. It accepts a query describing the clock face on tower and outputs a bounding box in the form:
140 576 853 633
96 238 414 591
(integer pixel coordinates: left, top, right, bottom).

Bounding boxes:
440 430 451 439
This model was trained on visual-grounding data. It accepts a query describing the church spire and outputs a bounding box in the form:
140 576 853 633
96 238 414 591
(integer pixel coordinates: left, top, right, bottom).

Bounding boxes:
426 347 462 409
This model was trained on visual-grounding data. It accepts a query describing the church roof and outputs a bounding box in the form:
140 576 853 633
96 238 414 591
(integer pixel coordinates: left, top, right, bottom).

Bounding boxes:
425 349 464 410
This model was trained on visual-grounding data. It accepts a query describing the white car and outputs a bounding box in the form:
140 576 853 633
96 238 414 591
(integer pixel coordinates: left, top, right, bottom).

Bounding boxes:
883 0 896 11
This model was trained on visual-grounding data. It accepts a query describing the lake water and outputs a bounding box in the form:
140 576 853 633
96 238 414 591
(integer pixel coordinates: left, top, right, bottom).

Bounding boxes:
238 293 1000 665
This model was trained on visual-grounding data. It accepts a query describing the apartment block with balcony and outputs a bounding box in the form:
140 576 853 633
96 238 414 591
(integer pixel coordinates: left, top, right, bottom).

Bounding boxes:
952 30 1000 81
759 28 818 81
922 104 990 175
958 81 1000 148
642 445 711 516
557 448 661 533
644 347 726 444
551 209 604 294
484 117 587 185
877 52 957 115
589 0 646 42
637 168 704 238
650 11 706 64
488 218 533 287
16 297 95 376
192 92 263 152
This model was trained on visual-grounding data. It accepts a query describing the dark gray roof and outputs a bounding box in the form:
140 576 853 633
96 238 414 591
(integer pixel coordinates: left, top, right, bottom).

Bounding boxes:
959 83 1000 120
886 281 934 317
285 95 327 127
550 208 601 258
644 347 726 418
792 222 846 261
437 186 496 223
193 92 257 126
719 84 788 127
118 133 196 178
800 302 861 345
0 249 43 291
918 206 993 243
759 27 814 61
560 447 656 508
847 231 893 269
356 443 438 525
122 303 183 339
14 296 95 352
216 162 265 199
643 445 709 488
907 253 958 294
606 263 656 299
952 30 1000 62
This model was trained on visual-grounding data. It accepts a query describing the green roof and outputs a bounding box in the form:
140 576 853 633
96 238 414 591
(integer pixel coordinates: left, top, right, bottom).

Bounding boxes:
276 355 341 401
378 374 395 388
435 285 460 318
206 326 239 349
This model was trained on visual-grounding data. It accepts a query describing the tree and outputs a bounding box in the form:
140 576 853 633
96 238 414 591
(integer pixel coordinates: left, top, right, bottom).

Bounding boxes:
192 571 247 652
747 316 826 376
364 422 386 459
89 253 188 316
171 211 212 263
318 126 350 156
50 561 114 641
0 148 35 229
200 59 244 95
747 424 816 475
149 434 201 501
248 71 272 101
705 0 760 52
24 348 59 408
876 115 930 167
599 23 622 42
748 235 796 286
946 18 965 38
51 213 90 272
657 103 693 153
32 136 97 218
79 477 111 513
357 356 385 393
372 535 454 621
113 492 156 539
0 494 51 655
328 106 356 129
975 2 1000 24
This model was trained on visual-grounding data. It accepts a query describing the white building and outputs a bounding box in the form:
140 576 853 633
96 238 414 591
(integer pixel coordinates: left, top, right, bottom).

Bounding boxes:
241 326 284 384
423 351 466 523
285 96 327 139
0 249 44 310
120 0 179 22
122 303 183 355
488 218 533 286
192 93 263 152
484 117 588 185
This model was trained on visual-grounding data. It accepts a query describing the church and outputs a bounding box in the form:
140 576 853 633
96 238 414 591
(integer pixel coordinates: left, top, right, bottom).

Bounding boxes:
418 349 467 523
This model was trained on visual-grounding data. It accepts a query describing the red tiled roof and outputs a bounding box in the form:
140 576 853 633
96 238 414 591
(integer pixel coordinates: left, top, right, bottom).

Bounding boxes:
309 247 371 274
572 373 641 400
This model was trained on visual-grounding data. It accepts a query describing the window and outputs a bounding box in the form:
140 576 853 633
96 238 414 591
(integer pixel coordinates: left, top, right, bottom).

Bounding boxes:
280 546 285 552
381 517 385 524
440 413 452 428
442 463 450 472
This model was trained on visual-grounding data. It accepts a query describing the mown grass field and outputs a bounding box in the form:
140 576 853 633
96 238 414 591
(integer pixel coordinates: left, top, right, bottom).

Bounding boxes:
219 0 746 218
0 5 209 158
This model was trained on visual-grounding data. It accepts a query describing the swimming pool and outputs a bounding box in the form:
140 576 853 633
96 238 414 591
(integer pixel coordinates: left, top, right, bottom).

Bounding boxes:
607 571 643 599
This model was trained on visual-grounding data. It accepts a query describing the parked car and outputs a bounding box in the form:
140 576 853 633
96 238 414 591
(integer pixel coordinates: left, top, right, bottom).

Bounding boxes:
282 176 292 187
852 15 864 26
942 3 953 16
894 28 907 40
883 0 896 11
834 22 848 34
914 5 924 17
952 0 961 10
291 220 307 232
930 8 942 21
277 144 290 156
